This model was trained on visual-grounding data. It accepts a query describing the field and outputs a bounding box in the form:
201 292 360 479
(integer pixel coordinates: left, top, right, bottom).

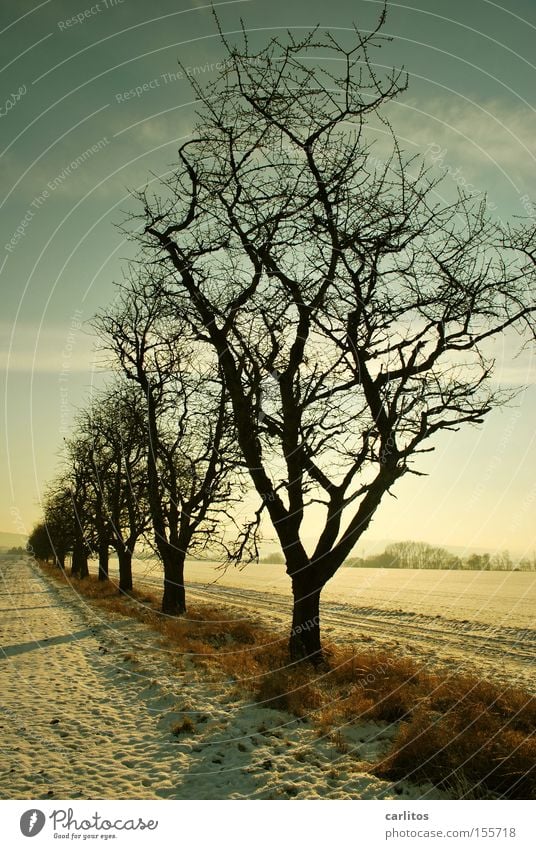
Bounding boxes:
129 558 536 693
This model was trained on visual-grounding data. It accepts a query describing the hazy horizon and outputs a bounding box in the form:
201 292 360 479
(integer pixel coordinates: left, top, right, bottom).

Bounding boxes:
3 528 532 562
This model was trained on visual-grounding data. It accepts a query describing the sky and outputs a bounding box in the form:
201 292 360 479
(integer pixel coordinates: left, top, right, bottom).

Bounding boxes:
1 0 535 557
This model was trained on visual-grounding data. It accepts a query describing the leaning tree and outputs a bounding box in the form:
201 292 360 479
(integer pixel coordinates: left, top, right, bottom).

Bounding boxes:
131 14 535 661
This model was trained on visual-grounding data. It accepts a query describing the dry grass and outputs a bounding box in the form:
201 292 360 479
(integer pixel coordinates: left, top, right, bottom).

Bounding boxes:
38 561 535 798
171 717 196 736
375 676 536 798
377 706 536 798
39 561 283 672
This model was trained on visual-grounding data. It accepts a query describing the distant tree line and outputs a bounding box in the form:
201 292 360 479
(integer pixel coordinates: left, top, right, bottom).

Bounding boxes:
0 546 27 558
346 541 536 571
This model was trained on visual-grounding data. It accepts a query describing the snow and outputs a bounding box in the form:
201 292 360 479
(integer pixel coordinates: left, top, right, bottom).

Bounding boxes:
130 559 536 693
0 558 447 800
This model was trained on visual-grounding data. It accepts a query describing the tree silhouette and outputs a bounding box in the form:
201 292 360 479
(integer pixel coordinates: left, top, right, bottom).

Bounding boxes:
72 384 151 592
94 272 243 614
39 485 77 571
28 522 54 563
131 15 534 661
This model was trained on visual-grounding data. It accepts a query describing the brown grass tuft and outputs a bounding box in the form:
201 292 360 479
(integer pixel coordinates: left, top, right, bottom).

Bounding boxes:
171 716 196 736
376 706 536 798
254 667 323 716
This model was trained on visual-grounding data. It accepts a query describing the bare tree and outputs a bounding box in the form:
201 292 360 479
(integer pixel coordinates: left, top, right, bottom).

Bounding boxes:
53 450 92 579
74 384 151 592
130 15 534 661
85 430 116 581
27 522 54 563
73 413 116 582
94 272 242 614
38 486 76 570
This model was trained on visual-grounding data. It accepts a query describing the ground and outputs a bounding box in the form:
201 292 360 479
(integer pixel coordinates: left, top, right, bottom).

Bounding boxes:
146 559 536 693
0 558 444 800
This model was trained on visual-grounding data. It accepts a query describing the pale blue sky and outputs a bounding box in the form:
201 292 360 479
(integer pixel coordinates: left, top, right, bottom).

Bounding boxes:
1 0 535 555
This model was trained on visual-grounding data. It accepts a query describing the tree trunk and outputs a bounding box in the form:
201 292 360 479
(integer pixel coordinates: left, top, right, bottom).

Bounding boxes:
79 549 89 579
289 573 323 665
70 552 77 577
71 537 89 578
97 540 109 581
161 547 186 615
78 543 89 579
143 389 187 616
117 547 133 593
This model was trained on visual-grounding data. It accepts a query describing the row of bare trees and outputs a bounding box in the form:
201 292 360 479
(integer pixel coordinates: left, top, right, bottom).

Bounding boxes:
31 10 535 662
29 359 243 614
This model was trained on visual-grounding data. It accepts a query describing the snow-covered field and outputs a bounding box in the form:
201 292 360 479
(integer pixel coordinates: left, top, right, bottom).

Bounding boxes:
131 558 536 693
0 558 447 800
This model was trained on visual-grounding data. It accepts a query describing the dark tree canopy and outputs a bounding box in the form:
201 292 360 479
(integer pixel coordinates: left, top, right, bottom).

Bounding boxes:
28 522 54 562
38 485 78 570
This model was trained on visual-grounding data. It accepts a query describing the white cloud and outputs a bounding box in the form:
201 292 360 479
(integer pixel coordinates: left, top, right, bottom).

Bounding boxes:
0 321 98 374
388 97 536 187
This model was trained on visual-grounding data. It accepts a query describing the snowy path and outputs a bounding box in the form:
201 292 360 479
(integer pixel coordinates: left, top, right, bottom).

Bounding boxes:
0 559 441 800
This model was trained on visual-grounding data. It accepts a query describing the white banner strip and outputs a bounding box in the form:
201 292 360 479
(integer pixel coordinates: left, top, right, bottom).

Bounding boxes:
1 799 534 848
